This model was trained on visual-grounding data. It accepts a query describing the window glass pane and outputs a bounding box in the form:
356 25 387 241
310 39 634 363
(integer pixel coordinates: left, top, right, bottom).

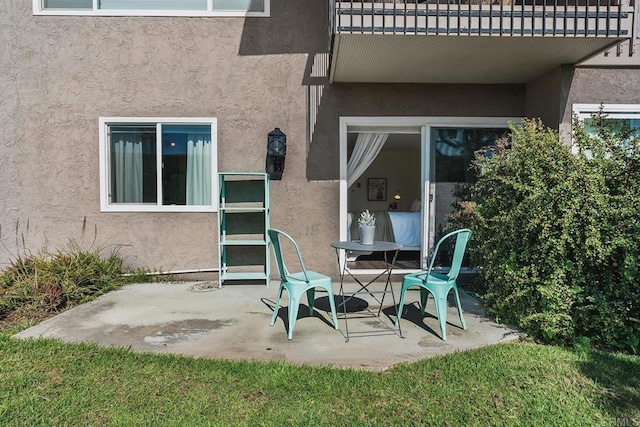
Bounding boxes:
44 0 92 8
109 126 157 204
433 127 507 183
99 0 207 10
584 117 640 141
583 118 598 136
161 124 212 206
432 127 507 263
214 0 264 12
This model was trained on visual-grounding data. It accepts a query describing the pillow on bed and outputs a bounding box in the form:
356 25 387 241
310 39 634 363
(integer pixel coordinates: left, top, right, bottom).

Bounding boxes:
409 199 421 212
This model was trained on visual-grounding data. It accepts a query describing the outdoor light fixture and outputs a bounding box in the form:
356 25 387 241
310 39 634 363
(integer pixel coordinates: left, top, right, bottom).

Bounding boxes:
266 127 286 180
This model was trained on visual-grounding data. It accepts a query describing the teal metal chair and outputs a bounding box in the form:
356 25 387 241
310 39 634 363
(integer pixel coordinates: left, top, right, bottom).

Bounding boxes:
267 228 339 340
395 229 472 340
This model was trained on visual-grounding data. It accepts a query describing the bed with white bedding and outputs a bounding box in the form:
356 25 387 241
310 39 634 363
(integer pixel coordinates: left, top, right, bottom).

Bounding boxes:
348 211 421 250
387 211 421 250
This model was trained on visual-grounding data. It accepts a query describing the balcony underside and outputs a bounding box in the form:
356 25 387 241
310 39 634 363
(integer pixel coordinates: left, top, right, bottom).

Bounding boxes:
330 33 626 83
330 1 633 83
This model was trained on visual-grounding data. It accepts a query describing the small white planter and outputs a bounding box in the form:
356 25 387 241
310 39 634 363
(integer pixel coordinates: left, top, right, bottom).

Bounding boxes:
359 226 375 245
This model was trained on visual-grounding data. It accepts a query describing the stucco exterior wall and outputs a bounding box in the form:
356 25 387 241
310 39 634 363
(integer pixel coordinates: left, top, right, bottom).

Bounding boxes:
0 3 22 262
545 67 640 140
564 68 640 121
0 1 337 275
523 65 640 142
1 0 529 279
308 83 526 181
525 67 564 128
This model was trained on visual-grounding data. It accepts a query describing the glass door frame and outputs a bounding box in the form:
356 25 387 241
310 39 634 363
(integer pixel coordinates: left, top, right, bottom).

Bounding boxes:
339 116 518 275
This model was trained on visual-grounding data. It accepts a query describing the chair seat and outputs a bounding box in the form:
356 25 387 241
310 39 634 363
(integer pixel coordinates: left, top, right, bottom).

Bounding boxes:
403 271 450 286
286 271 331 286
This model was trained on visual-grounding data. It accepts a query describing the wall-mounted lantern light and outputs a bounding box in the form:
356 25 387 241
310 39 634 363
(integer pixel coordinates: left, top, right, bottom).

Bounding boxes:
266 127 286 180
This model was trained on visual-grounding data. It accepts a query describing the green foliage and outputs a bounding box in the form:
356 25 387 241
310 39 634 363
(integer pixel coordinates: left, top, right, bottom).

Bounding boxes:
0 243 128 332
449 117 640 350
0 338 638 426
625 318 640 355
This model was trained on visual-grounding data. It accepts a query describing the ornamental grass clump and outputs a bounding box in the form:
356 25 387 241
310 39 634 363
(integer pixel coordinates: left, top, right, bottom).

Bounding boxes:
449 116 640 352
0 243 127 332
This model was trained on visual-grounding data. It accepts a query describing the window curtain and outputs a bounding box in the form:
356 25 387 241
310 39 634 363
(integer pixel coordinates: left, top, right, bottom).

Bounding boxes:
186 133 212 205
347 132 389 188
112 133 143 203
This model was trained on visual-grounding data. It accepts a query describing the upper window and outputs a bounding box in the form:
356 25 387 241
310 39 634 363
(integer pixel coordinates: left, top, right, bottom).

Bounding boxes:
35 0 268 16
573 104 640 143
99 118 218 212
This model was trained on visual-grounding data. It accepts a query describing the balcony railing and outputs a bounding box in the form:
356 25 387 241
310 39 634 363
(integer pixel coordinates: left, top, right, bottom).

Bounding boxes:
331 0 631 37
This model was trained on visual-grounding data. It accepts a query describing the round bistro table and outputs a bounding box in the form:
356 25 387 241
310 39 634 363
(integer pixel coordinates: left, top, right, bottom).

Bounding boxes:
330 240 403 342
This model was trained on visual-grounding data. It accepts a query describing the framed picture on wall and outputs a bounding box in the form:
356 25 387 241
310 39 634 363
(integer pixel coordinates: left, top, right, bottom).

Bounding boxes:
367 178 387 201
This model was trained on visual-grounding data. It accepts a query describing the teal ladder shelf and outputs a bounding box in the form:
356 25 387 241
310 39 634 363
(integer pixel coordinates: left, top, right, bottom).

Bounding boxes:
218 173 270 287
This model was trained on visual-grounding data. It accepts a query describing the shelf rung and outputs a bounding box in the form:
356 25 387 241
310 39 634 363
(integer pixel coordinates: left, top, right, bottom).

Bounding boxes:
220 272 268 280
220 239 267 246
220 207 267 212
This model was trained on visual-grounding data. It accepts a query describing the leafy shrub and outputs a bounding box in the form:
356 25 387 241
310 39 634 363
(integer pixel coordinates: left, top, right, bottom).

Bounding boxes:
0 243 128 331
449 117 640 350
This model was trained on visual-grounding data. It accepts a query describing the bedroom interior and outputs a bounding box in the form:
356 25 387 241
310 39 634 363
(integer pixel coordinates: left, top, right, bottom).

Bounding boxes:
346 131 422 270
346 126 509 271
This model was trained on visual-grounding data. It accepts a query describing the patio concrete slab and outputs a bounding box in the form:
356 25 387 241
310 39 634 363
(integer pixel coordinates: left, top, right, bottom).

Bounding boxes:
14 281 520 371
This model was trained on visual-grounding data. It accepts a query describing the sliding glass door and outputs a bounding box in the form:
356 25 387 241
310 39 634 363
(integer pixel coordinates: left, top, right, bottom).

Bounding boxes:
339 117 514 274
423 125 508 268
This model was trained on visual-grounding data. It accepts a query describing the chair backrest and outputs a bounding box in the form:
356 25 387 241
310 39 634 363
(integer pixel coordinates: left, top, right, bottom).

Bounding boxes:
426 228 472 281
267 228 310 283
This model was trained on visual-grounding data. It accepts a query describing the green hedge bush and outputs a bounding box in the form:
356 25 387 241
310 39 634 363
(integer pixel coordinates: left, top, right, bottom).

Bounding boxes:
451 117 640 352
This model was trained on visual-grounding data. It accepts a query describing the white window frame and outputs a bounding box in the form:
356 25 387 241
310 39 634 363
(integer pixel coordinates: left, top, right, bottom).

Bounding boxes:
573 103 640 120
33 0 270 17
573 103 640 146
99 117 218 213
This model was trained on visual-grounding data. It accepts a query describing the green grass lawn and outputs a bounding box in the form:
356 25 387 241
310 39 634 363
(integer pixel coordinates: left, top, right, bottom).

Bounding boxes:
1 335 638 426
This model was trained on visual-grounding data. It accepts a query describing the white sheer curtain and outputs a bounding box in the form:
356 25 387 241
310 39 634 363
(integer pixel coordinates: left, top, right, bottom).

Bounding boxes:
186 133 212 205
347 132 389 188
112 133 143 203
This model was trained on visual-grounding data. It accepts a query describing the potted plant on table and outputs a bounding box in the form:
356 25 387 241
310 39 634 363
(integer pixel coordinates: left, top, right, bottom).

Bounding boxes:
358 209 376 245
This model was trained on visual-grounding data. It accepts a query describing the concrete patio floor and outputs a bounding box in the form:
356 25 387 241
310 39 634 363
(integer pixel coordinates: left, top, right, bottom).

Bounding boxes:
15 280 520 371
